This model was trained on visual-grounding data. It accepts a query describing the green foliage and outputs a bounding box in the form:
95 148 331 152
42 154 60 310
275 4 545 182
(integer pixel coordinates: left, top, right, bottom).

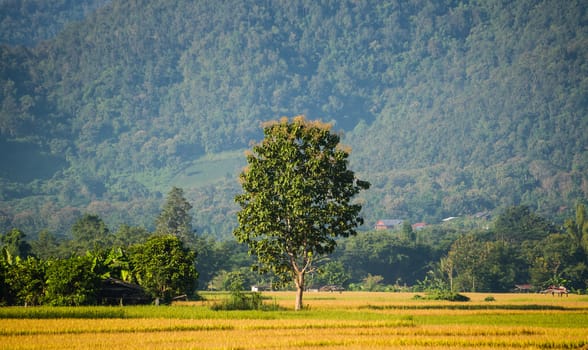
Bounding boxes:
445 234 484 292
3 256 46 306
0 0 587 295
337 230 437 286
1 202 588 305
401 221 416 243
414 273 450 294
412 272 471 302
418 291 471 302
112 224 150 248
474 240 524 292
29 230 63 259
234 116 369 309
43 255 102 306
192 235 254 290
444 234 528 293
70 214 111 253
312 261 350 288
435 205 588 293
130 234 197 303
155 187 194 244
209 271 267 311
101 247 132 282
493 206 554 243
564 203 588 255
0 0 586 239
210 291 266 311
361 274 385 292
0 249 8 305
528 233 587 290
0 228 32 260
0 0 110 46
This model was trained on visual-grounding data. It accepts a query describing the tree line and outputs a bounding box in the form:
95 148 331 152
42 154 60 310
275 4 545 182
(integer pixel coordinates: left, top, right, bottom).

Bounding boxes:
2 194 587 306
0 187 198 306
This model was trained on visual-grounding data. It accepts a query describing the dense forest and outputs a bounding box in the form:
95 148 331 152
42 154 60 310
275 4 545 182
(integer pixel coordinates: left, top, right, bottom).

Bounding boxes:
0 0 111 46
0 0 587 241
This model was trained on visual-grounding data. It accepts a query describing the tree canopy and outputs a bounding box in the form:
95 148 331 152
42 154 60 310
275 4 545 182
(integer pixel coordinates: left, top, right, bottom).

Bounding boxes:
155 187 194 244
130 234 197 304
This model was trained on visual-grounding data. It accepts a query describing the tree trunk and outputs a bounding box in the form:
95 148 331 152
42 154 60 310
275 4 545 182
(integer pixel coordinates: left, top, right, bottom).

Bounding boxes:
294 271 305 311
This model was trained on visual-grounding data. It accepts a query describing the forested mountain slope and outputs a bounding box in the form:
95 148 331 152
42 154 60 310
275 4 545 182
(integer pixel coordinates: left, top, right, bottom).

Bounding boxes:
0 0 586 238
0 0 111 46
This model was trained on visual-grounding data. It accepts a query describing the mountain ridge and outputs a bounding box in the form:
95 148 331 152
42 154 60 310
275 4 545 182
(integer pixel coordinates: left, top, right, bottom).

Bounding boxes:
0 0 586 237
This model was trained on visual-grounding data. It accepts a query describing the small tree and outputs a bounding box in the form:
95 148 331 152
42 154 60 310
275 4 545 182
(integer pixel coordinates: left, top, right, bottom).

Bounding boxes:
70 214 111 253
493 206 553 243
1 228 32 259
234 116 370 310
401 221 416 243
5 256 46 306
112 224 150 248
130 234 197 304
315 261 351 288
44 255 102 306
155 187 194 244
564 203 588 255
361 273 385 291
0 249 9 305
445 234 485 292
30 230 62 259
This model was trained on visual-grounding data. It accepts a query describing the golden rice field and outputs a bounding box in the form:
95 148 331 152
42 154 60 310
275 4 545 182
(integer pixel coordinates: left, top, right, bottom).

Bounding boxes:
1 292 587 349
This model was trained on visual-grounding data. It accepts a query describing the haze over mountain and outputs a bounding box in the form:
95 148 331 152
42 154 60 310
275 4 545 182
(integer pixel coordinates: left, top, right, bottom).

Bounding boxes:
0 0 587 239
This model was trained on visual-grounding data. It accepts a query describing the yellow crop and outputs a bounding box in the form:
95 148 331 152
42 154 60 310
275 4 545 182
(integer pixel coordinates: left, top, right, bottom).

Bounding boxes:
1 292 587 349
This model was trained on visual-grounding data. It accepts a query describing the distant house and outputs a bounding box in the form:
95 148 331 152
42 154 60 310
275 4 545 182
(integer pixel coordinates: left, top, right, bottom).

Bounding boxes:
442 216 457 222
375 219 403 230
251 285 271 292
97 278 151 305
412 222 427 230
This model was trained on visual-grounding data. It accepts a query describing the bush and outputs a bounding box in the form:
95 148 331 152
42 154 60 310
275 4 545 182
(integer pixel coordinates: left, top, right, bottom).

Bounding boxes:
210 291 264 311
423 290 470 302
44 255 101 306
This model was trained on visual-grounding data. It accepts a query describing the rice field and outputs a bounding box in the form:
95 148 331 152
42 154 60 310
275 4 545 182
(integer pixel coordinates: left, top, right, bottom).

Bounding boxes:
1 292 587 349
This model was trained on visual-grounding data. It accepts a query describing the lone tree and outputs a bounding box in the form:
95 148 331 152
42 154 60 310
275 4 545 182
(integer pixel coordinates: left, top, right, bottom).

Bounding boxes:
234 116 370 310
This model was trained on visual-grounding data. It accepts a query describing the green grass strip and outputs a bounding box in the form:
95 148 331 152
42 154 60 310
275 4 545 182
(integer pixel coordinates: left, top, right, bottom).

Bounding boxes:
0 307 127 319
360 304 571 310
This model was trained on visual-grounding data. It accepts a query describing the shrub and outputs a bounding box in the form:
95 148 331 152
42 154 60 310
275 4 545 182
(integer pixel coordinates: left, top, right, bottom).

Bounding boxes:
210 291 264 311
209 272 277 311
44 255 101 306
423 290 470 302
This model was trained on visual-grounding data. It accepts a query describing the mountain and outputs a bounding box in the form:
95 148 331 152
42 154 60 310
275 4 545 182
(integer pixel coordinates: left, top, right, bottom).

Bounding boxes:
0 0 587 239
